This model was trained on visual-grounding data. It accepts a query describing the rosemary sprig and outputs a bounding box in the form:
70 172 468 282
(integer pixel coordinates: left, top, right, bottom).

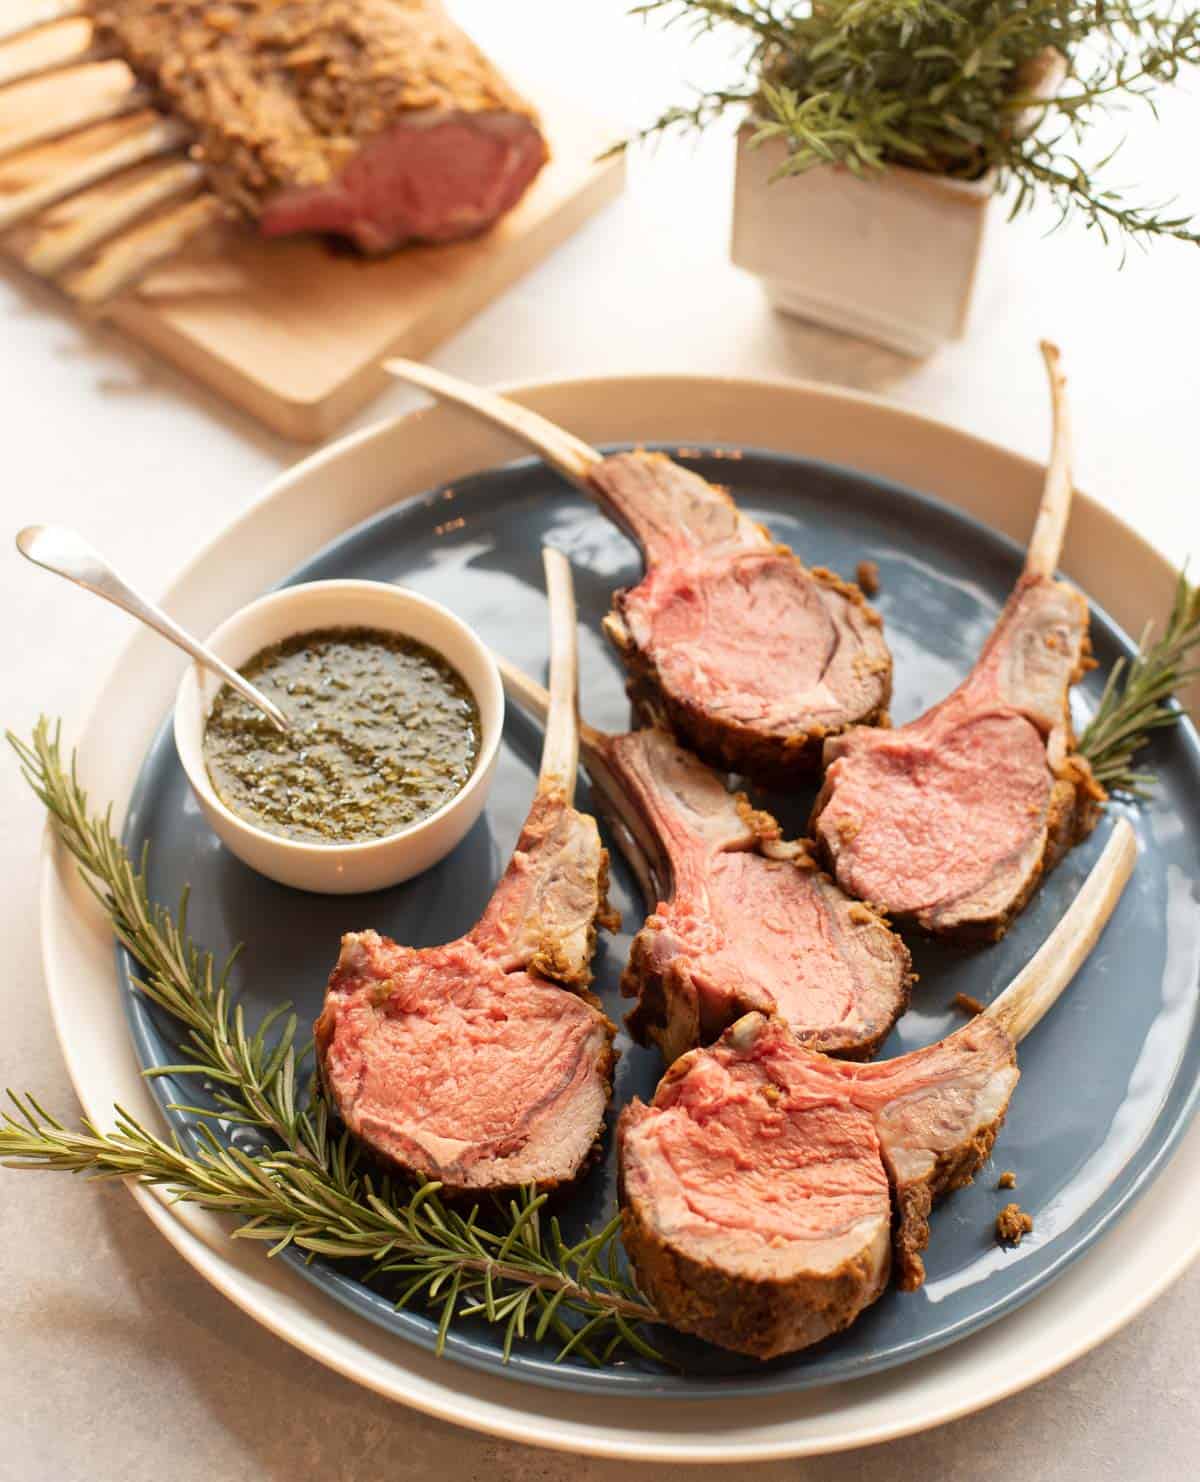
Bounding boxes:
1079 568 1200 794
0 1098 660 1364
621 0 1200 251
2 720 664 1366
7 722 319 1160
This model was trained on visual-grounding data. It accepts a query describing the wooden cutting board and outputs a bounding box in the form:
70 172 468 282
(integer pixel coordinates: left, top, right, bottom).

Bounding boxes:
0 54 624 442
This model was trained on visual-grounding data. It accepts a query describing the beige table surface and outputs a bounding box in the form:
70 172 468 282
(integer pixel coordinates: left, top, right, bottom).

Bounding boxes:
2 4 1199 1477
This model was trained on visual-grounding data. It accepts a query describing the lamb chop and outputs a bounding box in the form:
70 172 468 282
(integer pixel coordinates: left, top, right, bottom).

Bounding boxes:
386 359 892 788
315 549 618 1194
811 343 1105 943
498 658 912 1065
0 1 547 300
619 818 1135 1359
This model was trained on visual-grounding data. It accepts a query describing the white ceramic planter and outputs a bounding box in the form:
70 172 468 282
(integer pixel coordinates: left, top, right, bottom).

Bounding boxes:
731 123 993 357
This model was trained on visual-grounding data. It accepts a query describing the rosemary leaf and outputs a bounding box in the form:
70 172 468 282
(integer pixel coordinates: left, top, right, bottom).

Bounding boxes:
2 721 665 1368
1079 569 1200 792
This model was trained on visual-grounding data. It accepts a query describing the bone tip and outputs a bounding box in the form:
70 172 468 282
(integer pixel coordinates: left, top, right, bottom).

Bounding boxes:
1112 815 1138 865
541 544 570 583
15 525 43 558
1090 816 1138 905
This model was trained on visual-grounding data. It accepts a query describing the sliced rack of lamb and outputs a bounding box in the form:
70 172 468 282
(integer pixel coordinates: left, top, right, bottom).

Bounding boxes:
619 819 1136 1359
0 1 547 301
811 343 1105 942
315 549 617 1194
387 359 892 788
498 657 912 1065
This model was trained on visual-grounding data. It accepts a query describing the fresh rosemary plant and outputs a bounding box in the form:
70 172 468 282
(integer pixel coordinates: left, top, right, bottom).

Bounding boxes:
2 721 662 1367
1079 568 1200 794
624 1 1200 249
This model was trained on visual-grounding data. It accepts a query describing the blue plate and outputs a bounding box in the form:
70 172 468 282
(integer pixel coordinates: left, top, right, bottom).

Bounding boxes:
119 448 1200 1397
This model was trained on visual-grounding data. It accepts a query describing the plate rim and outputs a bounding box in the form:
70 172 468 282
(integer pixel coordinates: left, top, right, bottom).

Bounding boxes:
35 370 1200 1460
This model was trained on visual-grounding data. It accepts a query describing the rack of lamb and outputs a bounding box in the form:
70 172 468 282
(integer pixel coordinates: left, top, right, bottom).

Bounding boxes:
619 819 1135 1358
316 549 617 1193
386 358 892 788
0 1 548 299
811 343 1105 941
498 657 912 1065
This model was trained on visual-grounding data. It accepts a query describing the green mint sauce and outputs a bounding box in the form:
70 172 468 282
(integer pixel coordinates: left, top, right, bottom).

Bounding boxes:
202 627 481 844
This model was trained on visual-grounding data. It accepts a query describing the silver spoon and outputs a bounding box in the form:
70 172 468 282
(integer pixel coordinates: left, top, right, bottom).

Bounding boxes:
16 524 290 733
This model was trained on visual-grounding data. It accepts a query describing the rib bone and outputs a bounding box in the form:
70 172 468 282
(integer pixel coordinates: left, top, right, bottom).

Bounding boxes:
384 357 600 491
20 156 203 277
495 652 664 900
0 40 109 88
0 1 85 45
63 192 229 305
0 66 149 161
986 817 1136 1042
1025 340 1074 579
538 547 582 798
0 114 188 233
0 18 104 89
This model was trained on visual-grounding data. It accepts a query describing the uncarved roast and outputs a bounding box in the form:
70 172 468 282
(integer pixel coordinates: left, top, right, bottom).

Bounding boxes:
93 0 549 253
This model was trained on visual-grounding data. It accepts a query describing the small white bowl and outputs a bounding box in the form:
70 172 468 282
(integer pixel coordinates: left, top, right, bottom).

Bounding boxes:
174 579 504 894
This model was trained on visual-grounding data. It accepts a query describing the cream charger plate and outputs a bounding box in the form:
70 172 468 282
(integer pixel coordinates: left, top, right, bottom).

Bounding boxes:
37 374 1200 1461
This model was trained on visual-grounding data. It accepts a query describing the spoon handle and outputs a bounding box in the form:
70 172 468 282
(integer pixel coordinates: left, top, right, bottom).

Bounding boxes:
16 524 289 732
